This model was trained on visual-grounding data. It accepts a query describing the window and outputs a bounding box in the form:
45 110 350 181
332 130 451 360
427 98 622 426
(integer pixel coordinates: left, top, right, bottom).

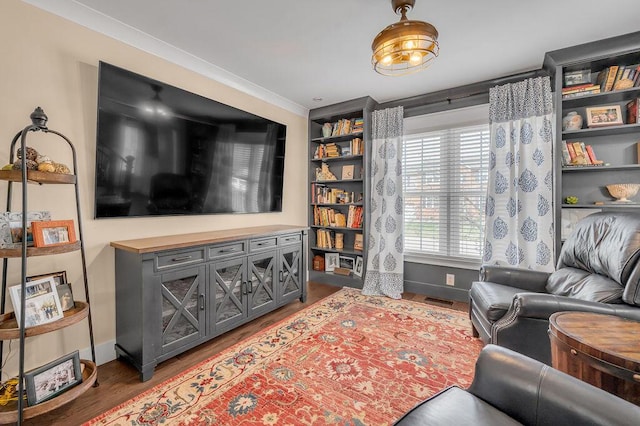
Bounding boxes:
403 119 490 266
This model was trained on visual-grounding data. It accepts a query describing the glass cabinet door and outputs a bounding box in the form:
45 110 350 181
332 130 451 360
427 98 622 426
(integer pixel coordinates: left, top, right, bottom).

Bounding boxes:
279 244 303 303
211 257 246 332
248 252 277 316
160 266 205 354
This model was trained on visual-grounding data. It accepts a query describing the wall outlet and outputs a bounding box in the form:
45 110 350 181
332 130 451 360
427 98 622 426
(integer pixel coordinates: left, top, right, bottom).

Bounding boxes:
446 274 455 286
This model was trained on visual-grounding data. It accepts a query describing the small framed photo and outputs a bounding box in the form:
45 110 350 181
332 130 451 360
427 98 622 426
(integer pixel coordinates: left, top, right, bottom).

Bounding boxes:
339 255 354 271
564 69 591 87
9 277 64 328
585 105 623 127
354 256 364 277
341 165 355 180
32 220 76 247
25 350 82 406
325 253 339 272
55 284 75 312
341 147 352 157
27 271 67 286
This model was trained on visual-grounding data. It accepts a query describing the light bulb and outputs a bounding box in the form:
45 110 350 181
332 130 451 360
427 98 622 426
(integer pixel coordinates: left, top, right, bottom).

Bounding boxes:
382 55 393 65
404 40 416 50
409 52 422 65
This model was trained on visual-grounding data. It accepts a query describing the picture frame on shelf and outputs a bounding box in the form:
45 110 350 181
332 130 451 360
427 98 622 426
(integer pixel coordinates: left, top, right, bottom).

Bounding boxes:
325 253 339 272
55 284 74 312
9 276 64 328
27 270 67 286
354 256 364 277
0 211 51 248
341 147 351 157
339 255 354 271
24 350 82 406
563 69 591 87
585 105 623 127
32 220 76 247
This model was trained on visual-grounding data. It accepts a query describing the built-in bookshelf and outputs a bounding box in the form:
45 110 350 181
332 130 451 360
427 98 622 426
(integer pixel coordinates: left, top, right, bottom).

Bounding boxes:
308 97 377 288
544 31 640 255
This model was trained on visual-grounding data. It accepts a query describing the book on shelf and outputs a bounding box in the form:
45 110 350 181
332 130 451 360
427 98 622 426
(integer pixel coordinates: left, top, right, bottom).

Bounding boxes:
561 85 600 99
562 141 603 166
626 98 639 124
560 141 572 165
346 205 363 228
604 65 619 91
352 118 364 133
354 233 363 251
565 142 577 162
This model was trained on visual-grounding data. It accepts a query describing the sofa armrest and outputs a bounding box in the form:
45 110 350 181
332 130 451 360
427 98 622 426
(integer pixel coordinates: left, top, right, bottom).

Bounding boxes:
479 265 550 292
469 345 640 426
506 293 640 320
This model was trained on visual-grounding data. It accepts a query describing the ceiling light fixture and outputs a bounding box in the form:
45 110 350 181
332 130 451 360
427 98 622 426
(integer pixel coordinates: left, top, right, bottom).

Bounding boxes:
372 0 439 76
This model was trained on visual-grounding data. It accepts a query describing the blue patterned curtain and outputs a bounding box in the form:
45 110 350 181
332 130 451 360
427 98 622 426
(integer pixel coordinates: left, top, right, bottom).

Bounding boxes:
483 77 555 271
362 106 404 298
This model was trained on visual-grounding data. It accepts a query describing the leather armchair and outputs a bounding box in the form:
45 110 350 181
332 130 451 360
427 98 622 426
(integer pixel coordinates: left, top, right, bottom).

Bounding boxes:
394 345 640 426
469 212 640 364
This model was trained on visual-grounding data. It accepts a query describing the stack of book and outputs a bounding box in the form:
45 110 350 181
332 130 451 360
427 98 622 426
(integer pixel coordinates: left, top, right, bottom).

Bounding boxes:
346 205 363 229
312 184 361 204
352 118 364 133
595 64 640 92
561 84 600 99
561 141 604 166
324 143 341 158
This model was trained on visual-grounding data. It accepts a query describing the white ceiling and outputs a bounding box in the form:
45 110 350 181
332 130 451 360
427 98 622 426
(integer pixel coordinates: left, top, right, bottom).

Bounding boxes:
24 0 640 116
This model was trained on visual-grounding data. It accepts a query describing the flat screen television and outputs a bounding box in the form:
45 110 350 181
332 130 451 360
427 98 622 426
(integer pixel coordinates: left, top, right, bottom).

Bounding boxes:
95 62 286 218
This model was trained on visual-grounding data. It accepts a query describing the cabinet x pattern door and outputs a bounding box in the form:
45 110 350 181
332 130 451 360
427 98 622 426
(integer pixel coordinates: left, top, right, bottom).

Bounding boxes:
248 252 277 316
280 246 302 302
211 257 246 332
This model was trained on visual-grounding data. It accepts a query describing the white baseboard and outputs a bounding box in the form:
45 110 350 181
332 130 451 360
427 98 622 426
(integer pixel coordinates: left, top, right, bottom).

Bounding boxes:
78 339 117 366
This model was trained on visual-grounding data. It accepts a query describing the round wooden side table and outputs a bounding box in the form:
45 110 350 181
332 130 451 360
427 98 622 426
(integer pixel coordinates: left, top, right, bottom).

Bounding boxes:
549 311 640 406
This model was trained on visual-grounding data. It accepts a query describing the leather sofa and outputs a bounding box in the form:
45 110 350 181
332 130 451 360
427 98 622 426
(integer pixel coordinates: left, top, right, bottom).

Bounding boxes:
394 344 640 426
469 212 640 364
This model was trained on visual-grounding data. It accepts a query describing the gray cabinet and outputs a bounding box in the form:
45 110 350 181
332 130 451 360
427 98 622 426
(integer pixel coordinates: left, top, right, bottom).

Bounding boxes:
112 225 307 381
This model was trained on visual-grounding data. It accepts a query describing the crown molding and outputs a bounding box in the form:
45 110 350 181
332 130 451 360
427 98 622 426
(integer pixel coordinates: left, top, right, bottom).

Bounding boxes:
22 0 309 117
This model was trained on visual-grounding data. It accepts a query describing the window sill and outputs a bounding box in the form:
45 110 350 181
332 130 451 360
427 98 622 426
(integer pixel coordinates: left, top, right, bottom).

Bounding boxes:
404 253 481 271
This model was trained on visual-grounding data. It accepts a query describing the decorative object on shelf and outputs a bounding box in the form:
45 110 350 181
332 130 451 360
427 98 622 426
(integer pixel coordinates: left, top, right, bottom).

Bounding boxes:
372 0 439 76
315 163 337 181
606 183 640 202
354 233 364 251
333 267 351 276
0 377 25 406
322 123 332 138
562 111 583 131
9 276 63 328
55 284 74 311
24 350 82 406
564 196 579 204
324 253 338 272
32 220 76 247
5 142 72 174
354 256 364 277
335 233 344 250
341 164 355 180
312 254 325 271
585 105 623 127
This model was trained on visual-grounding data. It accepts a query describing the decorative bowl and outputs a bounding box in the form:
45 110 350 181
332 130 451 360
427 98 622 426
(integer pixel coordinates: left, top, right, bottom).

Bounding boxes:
606 183 640 202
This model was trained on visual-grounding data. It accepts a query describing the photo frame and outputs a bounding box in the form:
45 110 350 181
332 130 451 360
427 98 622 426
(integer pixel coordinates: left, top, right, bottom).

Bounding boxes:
339 255 354 271
25 350 82 406
0 211 51 248
55 284 75 312
324 253 339 272
585 105 623 127
563 69 590 87
32 220 76 248
354 256 364 277
9 276 64 328
27 271 67 286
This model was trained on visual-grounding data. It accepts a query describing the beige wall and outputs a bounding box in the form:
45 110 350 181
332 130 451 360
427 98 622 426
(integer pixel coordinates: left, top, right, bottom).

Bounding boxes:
0 0 308 375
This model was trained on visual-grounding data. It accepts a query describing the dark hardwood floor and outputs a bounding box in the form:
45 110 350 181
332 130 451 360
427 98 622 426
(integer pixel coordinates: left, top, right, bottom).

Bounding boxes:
22 282 467 425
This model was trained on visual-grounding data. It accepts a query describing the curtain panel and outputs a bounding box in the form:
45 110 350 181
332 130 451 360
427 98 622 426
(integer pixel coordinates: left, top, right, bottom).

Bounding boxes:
362 106 405 299
483 76 555 271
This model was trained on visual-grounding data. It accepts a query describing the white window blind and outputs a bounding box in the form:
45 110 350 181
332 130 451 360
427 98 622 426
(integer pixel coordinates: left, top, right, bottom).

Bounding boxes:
403 123 490 263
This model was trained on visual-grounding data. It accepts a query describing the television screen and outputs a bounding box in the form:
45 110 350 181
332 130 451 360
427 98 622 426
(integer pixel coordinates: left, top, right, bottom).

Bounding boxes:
95 62 286 218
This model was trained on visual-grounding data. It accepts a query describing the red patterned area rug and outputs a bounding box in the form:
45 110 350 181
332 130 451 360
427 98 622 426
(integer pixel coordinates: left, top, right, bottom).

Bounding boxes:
87 288 483 425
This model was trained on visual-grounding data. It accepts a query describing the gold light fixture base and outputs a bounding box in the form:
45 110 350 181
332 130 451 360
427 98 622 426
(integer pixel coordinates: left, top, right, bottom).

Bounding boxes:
372 0 439 76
